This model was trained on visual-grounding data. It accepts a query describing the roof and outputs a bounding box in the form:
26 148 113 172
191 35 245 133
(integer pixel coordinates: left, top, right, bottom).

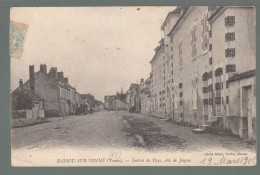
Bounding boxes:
81 93 102 106
207 6 225 23
227 69 256 83
208 6 254 23
149 45 163 64
22 71 75 91
167 6 190 37
162 7 182 28
12 87 44 101
145 77 152 84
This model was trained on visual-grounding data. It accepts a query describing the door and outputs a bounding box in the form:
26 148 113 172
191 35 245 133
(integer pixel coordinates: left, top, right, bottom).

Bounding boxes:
242 86 253 139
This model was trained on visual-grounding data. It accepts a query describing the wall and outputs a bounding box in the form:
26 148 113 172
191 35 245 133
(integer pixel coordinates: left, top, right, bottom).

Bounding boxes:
151 47 165 117
24 72 59 117
234 8 256 73
116 99 127 111
226 76 256 139
169 7 209 124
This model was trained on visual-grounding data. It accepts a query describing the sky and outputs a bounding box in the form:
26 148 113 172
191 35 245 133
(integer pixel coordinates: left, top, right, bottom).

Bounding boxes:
10 7 175 101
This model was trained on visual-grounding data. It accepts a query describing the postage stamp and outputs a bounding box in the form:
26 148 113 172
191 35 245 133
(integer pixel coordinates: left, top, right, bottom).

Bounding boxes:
10 21 28 59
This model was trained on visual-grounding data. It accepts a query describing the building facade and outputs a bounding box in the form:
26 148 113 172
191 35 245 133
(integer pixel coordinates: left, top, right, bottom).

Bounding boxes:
21 64 80 117
140 78 152 116
126 83 141 113
104 92 127 111
150 6 256 139
11 79 45 119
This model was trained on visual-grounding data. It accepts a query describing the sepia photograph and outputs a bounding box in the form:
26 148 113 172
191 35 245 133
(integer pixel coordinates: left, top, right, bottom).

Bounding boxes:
10 6 256 166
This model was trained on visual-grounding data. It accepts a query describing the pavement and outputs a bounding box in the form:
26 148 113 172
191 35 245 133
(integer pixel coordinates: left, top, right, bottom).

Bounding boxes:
12 110 256 153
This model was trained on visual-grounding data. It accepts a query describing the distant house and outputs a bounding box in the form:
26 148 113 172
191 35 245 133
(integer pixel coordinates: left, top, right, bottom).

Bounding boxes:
104 95 116 110
11 79 44 119
104 92 127 111
15 64 78 117
126 83 141 112
81 93 103 112
140 77 152 116
75 91 88 114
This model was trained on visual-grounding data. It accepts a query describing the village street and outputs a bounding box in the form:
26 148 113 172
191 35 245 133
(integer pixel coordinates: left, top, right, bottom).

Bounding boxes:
12 111 256 153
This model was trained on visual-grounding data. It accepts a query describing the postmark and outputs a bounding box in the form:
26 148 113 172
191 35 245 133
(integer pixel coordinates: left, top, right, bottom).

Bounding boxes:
10 21 28 59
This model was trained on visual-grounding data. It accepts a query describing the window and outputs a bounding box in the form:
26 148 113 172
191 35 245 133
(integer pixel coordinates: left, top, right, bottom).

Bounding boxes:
203 87 208 93
215 97 221 104
215 83 221 90
172 79 173 83
226 64 236 73
209 57 213 65
209 30 212 38
179 83 183 88
191 26 197 58
203 99 208 105
171 55 173 59
192 44 197 57
225 32 235 41
225 16 235 26
191 27 197 43
201 15 209 51
171 47 173 51
202 35 209 51
225 48 235 57
171 71 173 75
226 96 229 104
171 62 173 67
208 71 213 79
178 41 182 67
226 81 229 88
170 37 173 43
208 84 213 92
209 44 212 51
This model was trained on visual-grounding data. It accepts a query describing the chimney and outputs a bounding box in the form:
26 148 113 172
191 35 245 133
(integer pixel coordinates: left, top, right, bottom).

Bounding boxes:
57 72 64 81
49 67 57 79
64 77 68 83
40 64 47 74
29 65 35 91
19 79 23 89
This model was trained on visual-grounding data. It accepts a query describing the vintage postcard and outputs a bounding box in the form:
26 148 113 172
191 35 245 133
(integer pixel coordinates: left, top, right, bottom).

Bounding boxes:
10 6 256 166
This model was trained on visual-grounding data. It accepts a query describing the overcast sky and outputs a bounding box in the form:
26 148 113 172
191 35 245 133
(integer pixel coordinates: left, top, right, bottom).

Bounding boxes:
11 7 175 101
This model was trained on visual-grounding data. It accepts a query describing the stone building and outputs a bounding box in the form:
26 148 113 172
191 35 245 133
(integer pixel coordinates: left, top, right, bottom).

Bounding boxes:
20 64 78 117
140 77 152 116
104 92 127 111
150 6 256 139
104 95 116 110
11 79 45 119
126 83 141 113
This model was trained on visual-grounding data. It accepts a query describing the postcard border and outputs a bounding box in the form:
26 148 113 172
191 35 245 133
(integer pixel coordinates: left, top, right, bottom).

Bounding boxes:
0 0 259 174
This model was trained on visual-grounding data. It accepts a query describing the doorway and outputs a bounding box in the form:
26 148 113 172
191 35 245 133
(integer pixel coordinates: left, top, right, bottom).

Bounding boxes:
241 85 253 139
